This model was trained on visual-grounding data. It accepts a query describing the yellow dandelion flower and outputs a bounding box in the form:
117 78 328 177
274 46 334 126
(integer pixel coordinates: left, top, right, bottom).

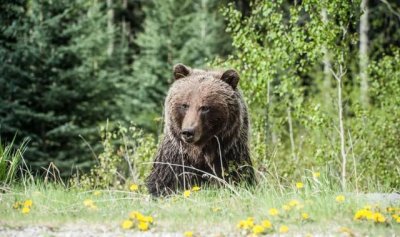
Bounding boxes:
301 212 309 220
121 219 134 229
138 221 149 231
21 207 30 214
237 220 246 229
184 231 193 237
183 190 191 198
288 199 300 207
335 195 345 203
252 225 265 235
261 220 272 229
191 186 201 191
237 217 254 229
279 225 289 233
24 199 33 208
93 191 101 196
313 172 320 178
365 210 374 220
296 182 304 189
268 208 279 216
142 216 154 223
396 217 400 223
373 212 385 223
129 184 139 191
283 205 291 211
353 209 366 220
135 212 146 222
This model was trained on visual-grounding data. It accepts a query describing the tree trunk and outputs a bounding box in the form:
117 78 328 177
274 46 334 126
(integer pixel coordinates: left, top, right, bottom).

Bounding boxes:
287 105 297 161
321 8 331 96
360 0 369 107
332 66 347 191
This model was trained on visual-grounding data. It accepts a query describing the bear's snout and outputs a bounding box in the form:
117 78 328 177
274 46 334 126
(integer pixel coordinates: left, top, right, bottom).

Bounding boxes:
181 128 195 143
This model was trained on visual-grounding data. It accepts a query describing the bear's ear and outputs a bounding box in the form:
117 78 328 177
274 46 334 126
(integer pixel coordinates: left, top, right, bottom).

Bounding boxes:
221 69 240 89
173 63 191 80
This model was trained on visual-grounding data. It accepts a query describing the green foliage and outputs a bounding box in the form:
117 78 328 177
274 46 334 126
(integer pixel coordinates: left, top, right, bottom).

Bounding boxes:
220 0 400 189
351 50 400 188
71 122 157 189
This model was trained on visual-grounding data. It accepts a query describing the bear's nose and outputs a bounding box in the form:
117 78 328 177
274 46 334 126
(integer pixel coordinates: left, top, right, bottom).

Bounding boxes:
181 128 195 142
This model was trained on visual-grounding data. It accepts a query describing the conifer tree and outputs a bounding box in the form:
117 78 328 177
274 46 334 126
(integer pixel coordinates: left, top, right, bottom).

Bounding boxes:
0 0 131 175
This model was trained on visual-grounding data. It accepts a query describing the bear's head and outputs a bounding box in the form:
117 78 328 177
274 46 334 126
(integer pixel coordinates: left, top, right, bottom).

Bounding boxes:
165 63 241 146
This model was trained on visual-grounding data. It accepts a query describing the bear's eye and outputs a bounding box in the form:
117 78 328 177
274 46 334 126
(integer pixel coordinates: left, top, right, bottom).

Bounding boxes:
180 104 189 110
200 106 210 113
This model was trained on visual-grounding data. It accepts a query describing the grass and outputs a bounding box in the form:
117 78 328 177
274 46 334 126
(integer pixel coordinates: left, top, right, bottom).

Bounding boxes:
0 137 29 185
1 179 399 236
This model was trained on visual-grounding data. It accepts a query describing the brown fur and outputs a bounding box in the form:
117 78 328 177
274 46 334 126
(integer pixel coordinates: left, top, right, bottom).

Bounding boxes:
146 64 255 196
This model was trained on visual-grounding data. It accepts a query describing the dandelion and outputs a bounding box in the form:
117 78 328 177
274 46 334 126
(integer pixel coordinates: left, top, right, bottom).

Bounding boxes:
129 184 139 191
93 191 101 196
184 231 193 237
237 217 254 229
396 216 400 223
252 225 265 235
135 212 146 222
335 195 345 203
301 212 310 220
138 221 149 231
268 208 279 216
21 207 30 214
296 182 304 189
191 186 201 191
313 172 320 178
261 220 272 229
354 209 367 220
279 225 289 233
372 212 385 223
354 209 373 220
24 199 33 208
183 190 191 198
121 219 134 229
142 216 154 223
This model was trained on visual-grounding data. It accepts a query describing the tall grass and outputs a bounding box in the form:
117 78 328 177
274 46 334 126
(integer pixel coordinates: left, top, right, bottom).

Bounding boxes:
0 136 29 185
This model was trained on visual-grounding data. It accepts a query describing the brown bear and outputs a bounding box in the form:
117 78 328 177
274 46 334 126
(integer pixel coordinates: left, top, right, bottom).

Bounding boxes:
146 63 255 196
